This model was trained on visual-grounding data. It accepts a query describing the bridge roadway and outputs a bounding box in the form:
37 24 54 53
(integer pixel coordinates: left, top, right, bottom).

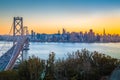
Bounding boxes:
0 36 28 71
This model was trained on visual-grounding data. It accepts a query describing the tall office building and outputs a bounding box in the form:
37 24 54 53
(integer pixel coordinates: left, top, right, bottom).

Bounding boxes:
62 28 66 34
103 28 106 35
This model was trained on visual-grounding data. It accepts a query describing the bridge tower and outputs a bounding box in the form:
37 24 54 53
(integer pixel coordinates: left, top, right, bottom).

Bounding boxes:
24 26 29 36
13 17 23 45
22 26 29 61
0 17 30 71
13 17 29 61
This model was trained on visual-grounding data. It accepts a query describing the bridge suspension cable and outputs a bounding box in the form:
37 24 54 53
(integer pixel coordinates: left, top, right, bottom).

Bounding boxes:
0 21 13 56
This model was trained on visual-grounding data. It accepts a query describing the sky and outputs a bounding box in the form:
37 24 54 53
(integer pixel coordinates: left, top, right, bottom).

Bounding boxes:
0 0 120 35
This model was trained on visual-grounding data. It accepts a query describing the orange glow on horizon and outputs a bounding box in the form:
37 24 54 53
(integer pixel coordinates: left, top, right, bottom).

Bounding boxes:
0 15 120 35
28 15 120 35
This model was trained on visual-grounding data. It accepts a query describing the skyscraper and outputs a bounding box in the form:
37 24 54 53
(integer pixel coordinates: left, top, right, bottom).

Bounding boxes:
62 28 66 34
103 28 106 35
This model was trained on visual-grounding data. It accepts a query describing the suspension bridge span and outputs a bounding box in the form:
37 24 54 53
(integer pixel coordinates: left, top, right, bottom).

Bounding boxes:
0 17 29 71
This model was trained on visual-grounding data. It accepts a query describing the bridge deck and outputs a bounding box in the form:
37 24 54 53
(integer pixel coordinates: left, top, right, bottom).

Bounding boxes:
0 36 28 71
0 46 15 71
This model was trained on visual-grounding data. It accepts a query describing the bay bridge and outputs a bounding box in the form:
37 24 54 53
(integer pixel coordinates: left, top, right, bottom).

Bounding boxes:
0 17 29 71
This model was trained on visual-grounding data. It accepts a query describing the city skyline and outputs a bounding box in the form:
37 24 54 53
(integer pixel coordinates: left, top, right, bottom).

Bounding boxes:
31 28 119 35
30 28 120 42
0 0 120 34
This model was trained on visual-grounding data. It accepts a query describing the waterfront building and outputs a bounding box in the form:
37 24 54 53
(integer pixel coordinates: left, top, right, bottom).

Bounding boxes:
29 28 120 43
